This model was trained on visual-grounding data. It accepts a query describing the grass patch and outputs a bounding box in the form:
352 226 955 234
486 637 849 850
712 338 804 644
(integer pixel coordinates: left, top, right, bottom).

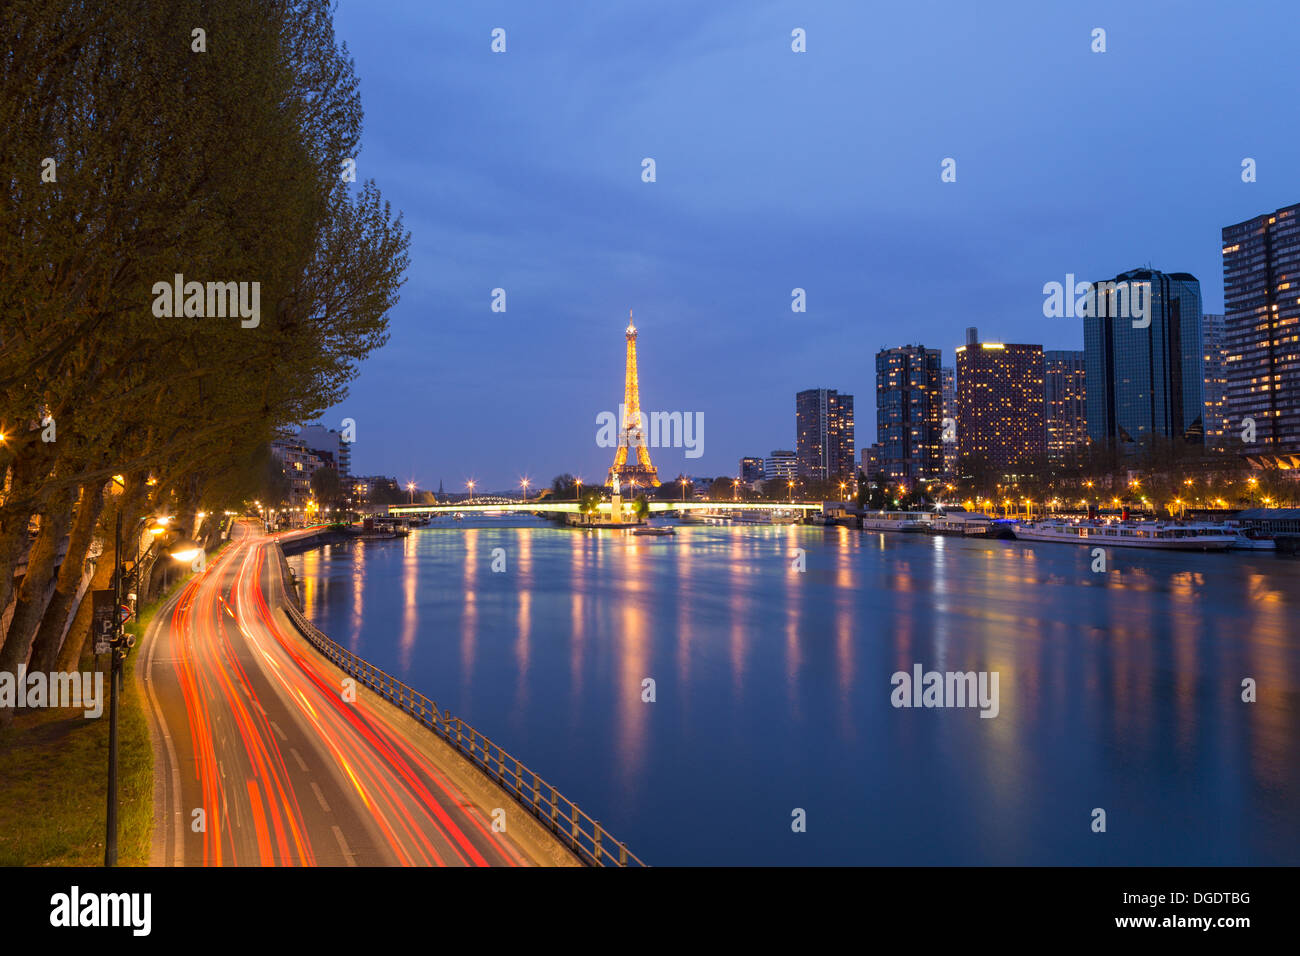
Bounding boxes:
0 548 215 866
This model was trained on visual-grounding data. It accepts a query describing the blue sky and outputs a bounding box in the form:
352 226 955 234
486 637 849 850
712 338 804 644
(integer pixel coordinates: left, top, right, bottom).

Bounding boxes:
325 0 1300 491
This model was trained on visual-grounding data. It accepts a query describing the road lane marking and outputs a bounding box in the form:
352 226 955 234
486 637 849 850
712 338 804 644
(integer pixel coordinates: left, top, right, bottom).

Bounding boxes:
270 720 288 741
289 747 309 772
310 781 331 813
332 826 357 866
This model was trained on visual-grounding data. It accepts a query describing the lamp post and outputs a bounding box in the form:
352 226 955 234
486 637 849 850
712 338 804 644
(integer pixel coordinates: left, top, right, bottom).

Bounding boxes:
467 479 475 504
680 477 687 502
520 477 530 501
573 477 581 501
106 513 197 867
788 480 794 504
406 481 416 505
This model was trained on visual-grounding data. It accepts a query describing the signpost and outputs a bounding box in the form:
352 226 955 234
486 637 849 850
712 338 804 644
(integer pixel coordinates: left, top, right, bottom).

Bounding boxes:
92 589 116 657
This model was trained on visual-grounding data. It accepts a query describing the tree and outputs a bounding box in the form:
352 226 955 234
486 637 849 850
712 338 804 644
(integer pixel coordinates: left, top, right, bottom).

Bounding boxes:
310 466 342 508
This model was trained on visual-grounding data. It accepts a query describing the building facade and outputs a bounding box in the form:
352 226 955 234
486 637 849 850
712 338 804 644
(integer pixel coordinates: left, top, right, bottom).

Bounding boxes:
739 457 765 483
955 337 1045 472
764 449 798 482
271 438 325 507
1044 350 1087 466
875 346 943 484
298 424 350 477
1083 267 1205 454
795 389 855 480
1222 205 1300 462
941 366 957 476
1200 312 1230 452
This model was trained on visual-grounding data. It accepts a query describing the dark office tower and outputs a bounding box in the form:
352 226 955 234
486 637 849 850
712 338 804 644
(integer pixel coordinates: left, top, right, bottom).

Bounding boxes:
956 341 1045 472
1201 313 1230 453
941 366 957 476
965 327 979 348
739 457 765 483
1222 205 1300 461
875 346 943 485
796 389 855 480
1044 350 1087 466
1083 267 1204 454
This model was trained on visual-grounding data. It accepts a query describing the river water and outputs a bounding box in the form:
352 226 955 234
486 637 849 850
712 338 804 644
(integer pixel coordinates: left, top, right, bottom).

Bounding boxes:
287 519 1300 865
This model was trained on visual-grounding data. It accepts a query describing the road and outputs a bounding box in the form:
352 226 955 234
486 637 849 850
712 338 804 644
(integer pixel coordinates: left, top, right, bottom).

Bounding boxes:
139 519 545 866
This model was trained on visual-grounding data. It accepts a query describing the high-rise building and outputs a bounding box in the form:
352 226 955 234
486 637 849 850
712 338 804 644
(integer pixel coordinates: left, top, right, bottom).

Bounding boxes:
795 389 855 480
739 457 765 483
941 366 957 476
955 335 1045 472
875 346 943 484
764 450 798 482
861 443 884 479
1044 350 1087 466
1222 205 1300 462
1083 267 1204 454
1201 312 1230 452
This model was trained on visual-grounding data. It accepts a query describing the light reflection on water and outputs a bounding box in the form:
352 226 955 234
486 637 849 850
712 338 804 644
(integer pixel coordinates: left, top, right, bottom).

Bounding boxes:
290 519 1300 865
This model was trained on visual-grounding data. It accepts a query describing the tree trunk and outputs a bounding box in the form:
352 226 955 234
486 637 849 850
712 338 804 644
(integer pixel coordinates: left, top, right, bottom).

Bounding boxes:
28 481 106 672
0 500 73 665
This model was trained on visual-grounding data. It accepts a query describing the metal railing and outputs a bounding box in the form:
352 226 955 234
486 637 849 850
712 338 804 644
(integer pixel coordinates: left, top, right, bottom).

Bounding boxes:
281 599 645 867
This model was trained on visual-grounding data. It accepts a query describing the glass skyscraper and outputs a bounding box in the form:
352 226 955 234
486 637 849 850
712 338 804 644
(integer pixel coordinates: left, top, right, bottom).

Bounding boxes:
1083 267 1204 454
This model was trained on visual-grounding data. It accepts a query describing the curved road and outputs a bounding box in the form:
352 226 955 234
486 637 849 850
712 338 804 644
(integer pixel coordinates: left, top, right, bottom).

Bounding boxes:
139 520 544 866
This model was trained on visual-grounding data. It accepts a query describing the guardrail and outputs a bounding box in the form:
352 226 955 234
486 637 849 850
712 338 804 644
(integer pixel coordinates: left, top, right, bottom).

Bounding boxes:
281 599 645 867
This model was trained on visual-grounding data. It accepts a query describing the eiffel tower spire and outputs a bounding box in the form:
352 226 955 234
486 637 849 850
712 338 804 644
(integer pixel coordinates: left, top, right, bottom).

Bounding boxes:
607 310 660 487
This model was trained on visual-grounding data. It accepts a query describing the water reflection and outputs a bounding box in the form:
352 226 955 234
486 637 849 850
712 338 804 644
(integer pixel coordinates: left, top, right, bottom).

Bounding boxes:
287 524 1300 865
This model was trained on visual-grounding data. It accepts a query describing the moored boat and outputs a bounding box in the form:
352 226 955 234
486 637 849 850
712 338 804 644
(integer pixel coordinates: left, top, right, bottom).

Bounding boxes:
860 510 931 533
1012 520 1235 550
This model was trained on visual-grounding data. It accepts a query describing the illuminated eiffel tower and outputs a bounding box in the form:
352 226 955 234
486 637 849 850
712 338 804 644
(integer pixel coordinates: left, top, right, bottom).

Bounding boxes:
606 310 661 488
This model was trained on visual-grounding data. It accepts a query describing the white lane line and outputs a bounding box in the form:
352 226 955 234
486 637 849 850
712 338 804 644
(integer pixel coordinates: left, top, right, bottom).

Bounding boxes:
288 747 309 772
142 597 186 868
310 781 331 813
332 826 357 866
269 720 288 742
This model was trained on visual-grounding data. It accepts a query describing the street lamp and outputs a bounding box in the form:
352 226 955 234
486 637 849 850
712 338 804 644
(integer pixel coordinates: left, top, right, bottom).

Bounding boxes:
406 481 416 505
573 477 581 501
466 479 475 504
788 479 794 503
105 513 203 867
520 477 530 500
680 477 687 502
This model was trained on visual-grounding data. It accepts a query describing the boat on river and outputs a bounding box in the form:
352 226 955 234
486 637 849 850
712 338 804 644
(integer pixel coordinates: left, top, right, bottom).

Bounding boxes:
1012 520 1235 551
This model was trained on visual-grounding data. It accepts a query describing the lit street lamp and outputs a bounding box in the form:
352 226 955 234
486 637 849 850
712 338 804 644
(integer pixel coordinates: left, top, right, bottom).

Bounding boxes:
466 479 475 504
406 481 416 504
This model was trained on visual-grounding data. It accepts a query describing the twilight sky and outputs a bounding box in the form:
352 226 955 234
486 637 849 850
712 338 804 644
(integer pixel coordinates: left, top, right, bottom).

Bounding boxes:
325 0 1300 492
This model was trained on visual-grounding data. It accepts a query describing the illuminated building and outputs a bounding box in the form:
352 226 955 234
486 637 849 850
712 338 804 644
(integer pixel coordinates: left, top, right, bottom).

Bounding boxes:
1083 267 1204 453
739 457 765 483
1044 350 1087 466
1201 313 1229 452
764 450 798 482
941 366 957 476
1222 204 1300 464
874 346 942 484
955 334 1045 472
796 389 855 480
606 310 661 487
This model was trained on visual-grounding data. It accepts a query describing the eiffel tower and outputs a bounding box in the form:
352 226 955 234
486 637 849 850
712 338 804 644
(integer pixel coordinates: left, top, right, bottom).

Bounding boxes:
606 310 661 488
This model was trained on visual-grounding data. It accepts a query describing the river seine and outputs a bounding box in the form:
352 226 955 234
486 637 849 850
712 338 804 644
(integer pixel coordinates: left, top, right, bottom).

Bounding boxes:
287 519 1300 865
